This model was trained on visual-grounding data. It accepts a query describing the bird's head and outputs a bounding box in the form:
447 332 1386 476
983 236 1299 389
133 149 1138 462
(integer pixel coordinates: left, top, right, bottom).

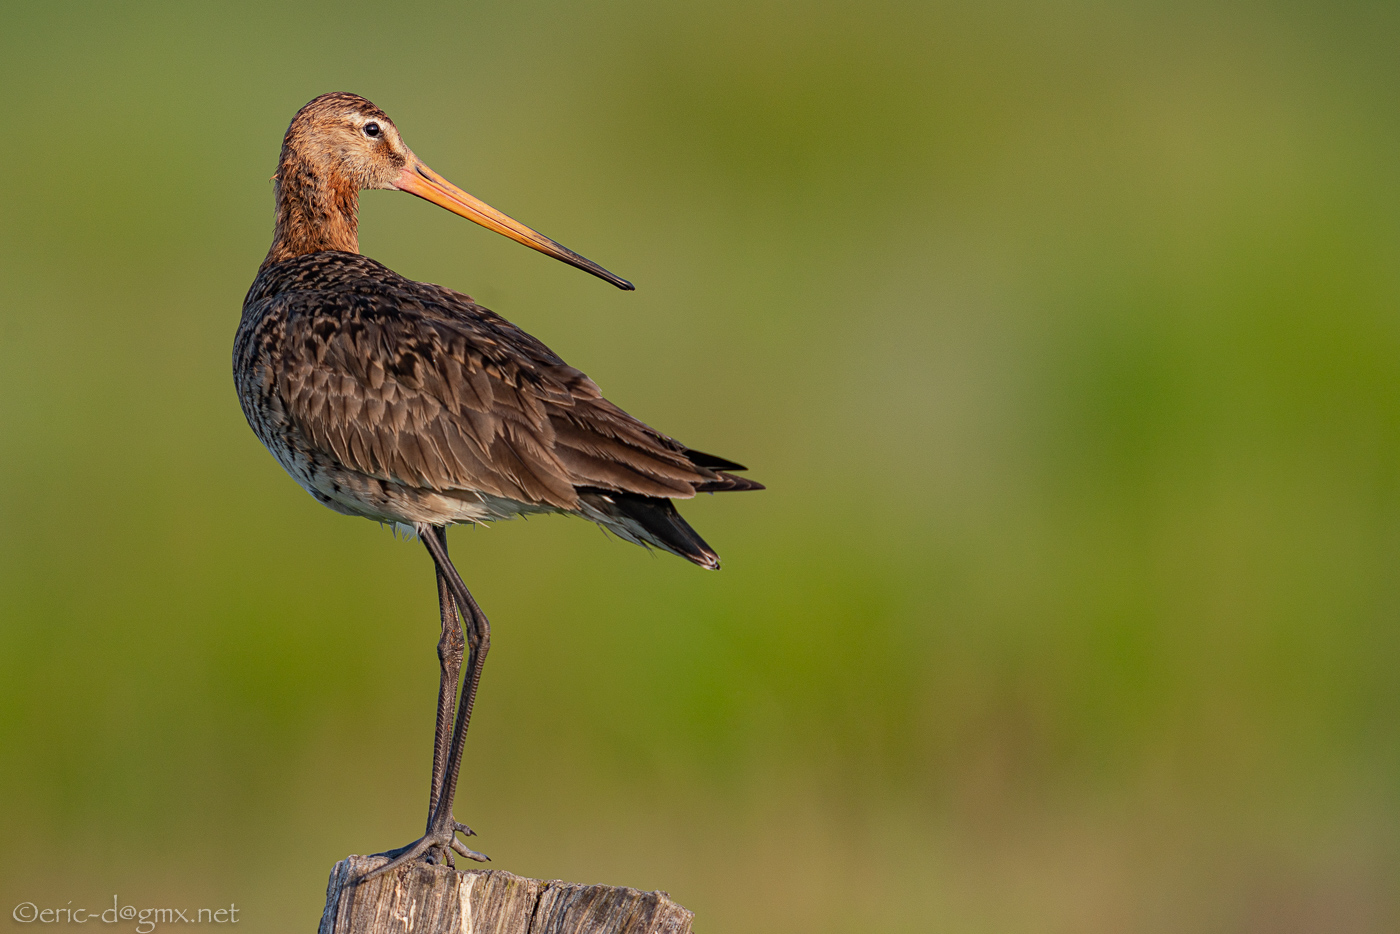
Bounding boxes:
280 92 414 191
273 92 633 289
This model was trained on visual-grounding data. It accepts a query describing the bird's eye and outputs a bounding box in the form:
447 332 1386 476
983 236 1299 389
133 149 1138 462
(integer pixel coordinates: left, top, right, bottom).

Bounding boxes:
363 122 381 138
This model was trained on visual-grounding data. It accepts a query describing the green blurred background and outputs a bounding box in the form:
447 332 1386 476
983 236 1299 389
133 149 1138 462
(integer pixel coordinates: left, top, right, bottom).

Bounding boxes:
3 1 1400 931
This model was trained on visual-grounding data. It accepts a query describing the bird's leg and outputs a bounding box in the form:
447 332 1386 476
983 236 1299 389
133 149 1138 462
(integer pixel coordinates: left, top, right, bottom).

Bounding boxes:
426 530 491 840
367 524 492 878
426 528 465 866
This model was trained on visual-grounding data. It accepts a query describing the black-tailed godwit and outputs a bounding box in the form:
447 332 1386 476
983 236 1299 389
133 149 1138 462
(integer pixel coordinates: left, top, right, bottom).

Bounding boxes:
234 93 760 874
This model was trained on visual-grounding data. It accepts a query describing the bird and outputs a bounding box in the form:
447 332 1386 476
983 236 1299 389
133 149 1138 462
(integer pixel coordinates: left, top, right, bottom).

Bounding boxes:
234 92 761 876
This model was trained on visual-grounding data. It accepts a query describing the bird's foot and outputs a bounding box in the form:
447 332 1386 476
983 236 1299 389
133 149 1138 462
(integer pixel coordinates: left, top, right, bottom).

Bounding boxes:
365 821 487 879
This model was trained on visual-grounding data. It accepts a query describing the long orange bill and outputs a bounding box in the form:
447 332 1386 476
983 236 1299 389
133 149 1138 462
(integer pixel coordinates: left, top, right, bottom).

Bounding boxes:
394 161 634 291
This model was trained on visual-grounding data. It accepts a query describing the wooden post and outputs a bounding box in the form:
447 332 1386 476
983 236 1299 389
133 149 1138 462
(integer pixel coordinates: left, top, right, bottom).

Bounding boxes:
319 855 695 934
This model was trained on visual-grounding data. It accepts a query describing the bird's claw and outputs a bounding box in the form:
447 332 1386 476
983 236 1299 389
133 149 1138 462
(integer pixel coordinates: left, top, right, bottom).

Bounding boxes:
451 838 490 862
364 822 488 879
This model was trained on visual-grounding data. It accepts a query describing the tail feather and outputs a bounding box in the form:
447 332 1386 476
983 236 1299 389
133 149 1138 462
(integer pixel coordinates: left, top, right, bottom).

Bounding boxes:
576 489 721 569
572 447 760 569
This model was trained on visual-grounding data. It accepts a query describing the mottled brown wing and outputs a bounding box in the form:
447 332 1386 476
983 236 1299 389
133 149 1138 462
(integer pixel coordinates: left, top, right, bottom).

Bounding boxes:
261 277 723 508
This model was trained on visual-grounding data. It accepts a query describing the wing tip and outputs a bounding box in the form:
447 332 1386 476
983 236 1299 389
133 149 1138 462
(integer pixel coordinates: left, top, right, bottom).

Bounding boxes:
696 472 765 493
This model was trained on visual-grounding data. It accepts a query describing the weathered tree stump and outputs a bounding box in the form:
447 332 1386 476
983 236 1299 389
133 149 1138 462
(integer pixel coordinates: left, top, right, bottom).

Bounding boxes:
319 855 695 934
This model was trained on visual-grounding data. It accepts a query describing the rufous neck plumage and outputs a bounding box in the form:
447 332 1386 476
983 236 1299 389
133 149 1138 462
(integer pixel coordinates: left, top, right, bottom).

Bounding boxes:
263 143 360 267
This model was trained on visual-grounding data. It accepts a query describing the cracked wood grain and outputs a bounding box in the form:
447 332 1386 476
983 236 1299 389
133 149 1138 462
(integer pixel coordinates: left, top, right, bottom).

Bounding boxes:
319 855 695 934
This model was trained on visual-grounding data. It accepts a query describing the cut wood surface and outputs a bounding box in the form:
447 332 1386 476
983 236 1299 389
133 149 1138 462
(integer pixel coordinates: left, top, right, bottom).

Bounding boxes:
319 855 695 934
